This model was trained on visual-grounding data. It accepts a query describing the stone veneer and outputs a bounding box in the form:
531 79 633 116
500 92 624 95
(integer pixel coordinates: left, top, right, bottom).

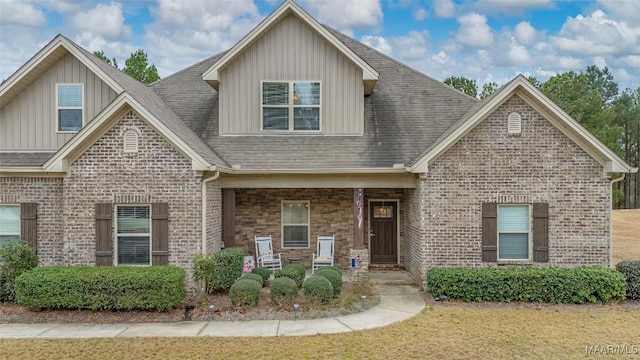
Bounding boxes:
233 188 405 270
405 95 611 287
0 177 64 265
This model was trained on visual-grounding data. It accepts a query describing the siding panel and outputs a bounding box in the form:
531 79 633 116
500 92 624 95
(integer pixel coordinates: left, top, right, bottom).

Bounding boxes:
219 14 363 135
0 53 118 150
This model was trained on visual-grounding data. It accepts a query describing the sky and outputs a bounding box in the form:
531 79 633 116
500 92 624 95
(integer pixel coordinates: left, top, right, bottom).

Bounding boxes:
1 0 639 91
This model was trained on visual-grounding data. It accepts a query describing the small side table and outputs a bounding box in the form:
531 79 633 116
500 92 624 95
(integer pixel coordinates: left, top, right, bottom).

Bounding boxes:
288 258 302 265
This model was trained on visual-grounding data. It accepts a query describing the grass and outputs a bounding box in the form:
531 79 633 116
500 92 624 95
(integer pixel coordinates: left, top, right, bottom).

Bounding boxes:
1 210 638 359
612 209 640 265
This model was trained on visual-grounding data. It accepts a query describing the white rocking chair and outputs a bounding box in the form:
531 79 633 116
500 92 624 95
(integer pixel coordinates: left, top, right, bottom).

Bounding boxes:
255 235 282 272
312 235 335 274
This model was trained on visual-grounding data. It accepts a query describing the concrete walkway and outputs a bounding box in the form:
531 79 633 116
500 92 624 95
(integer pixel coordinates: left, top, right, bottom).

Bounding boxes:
0 284 425 339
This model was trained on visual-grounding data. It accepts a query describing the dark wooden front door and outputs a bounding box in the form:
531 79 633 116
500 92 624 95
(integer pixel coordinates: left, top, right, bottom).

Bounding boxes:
369 201 398 264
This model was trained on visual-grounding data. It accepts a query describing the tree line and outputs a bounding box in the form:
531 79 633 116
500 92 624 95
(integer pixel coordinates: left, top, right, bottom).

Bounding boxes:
445 66 640 209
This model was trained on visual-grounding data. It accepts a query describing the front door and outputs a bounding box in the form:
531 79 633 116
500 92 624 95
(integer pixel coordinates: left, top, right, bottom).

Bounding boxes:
369 201 398 264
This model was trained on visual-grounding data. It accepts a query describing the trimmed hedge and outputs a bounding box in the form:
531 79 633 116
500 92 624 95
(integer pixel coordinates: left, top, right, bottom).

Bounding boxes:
319 266 342 276
270 277 298 305
193 247 244 292
315 268 342 297
229 278 261 307
15 265 186 311
251 267 271 283
427 266 626 304
287 264 306 280
242 273 265 287
275 265 304 288
616 261 640 300
0 240 38 302
303 276 333 304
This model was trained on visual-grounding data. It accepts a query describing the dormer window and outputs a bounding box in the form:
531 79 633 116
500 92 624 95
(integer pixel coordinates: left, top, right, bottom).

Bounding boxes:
262 81 320 131
57 84 84 132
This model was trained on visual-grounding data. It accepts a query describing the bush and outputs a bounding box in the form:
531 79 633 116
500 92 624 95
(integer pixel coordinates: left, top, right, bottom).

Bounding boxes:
616 261 640 300
0 240 38 302
15 266 185 311
270 277 299 305
242 273 264 287
427 266 626 304
316 268 342 296
319 265 342 276
251 267 271 283
193 247 244 292
275 266 304 288
287 264 306 280
229 278 261 307
303 276 333 304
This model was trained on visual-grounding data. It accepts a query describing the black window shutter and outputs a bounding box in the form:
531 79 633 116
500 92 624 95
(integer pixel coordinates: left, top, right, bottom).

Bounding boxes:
533 203 549 262
481 203 497 262
152 203 169 265
95 203 113 266
20 203 37 252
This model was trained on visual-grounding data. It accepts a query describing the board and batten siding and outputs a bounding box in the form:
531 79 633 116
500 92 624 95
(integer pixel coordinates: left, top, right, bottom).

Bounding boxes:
0 53 118 150
219 14 364 135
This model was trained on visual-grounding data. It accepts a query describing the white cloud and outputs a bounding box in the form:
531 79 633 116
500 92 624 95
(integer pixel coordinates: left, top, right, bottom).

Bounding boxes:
0 2 46 27
360 35 392 55
509 45 530 65
597 0 640 26
298 0 383 35
72 2 132 40
456 13 493 48
413 8 428 22
432 0 455 18
391 31 430 60
475 0 551 15
514 21 536 45
73 32 137 65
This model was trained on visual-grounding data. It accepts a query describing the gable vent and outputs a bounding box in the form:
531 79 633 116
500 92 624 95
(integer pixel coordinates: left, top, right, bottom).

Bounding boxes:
123 130 138 153
507 112 522 135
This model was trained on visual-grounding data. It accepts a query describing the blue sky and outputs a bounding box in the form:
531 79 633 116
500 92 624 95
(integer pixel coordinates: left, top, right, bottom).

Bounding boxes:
1 0 639 91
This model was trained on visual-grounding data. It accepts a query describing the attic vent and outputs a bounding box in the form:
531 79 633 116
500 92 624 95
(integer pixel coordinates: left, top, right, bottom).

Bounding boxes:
507 112 522 135
123 130 138 153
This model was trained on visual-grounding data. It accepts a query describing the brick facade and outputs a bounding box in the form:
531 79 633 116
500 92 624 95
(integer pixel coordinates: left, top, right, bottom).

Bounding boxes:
405 95 611 286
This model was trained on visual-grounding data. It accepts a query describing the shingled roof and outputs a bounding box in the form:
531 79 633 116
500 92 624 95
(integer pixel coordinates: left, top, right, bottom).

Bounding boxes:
152 26 478 170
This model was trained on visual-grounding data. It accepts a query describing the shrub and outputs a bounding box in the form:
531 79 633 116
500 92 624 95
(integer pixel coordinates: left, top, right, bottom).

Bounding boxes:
242 273 264 287
15 266 185 311
616 261 640 300
270 277 299 305
193 247 244 292
229 278 261 307
251 267 271 283
316 268 342 296
319 265 342 276
0 240 38 302
287 264 306 280
303 276 333 304
426 266 626 304
275 266 304 288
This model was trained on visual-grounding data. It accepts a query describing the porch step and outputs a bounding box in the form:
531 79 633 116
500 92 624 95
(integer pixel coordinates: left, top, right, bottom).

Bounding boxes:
367 270 416 286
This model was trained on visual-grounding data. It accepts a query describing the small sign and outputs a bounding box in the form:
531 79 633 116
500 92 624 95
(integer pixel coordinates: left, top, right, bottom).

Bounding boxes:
243 256 255 273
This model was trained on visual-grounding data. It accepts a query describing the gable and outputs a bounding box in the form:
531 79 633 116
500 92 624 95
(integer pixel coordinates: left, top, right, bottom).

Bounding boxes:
218 13 364 135
0 53 118 150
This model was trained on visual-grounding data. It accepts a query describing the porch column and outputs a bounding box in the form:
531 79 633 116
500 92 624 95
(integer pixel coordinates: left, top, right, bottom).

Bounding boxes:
353 188 364 249
222 188 235 248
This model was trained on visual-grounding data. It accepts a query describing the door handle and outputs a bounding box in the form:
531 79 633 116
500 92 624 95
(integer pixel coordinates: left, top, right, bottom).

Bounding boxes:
370 230 375 237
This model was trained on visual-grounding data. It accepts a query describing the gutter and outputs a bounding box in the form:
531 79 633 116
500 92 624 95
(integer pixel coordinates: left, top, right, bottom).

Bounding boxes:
201 169 220 255
226 166 410 175
609 173 625 268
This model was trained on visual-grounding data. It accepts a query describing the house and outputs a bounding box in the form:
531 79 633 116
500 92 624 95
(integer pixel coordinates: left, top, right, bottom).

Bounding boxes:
0 0 636 290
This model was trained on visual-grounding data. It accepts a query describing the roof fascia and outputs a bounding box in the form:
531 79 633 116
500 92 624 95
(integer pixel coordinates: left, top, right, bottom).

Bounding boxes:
43 93 212 172
0 35 123 103
202 0 378 90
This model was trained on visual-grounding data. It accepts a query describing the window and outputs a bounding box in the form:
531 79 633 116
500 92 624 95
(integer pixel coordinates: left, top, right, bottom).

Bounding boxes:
282 201 309 248
497 205 530 260
262 81 320 131
0 205 20 249
57 84 83 132
116 205 150 265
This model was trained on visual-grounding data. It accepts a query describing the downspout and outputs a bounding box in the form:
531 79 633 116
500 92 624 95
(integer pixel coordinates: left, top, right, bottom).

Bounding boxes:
202 170 220 255
609 173 625 268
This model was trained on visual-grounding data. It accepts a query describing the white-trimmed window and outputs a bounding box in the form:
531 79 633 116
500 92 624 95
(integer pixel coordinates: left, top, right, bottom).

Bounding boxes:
282 201 310 248
116 205 151 265
57 84 84 132
497 204 530 260
262 81 320 131
0 205 20 253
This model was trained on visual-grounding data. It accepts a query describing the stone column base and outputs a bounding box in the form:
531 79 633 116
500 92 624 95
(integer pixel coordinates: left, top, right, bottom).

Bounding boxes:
349 248 369 282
